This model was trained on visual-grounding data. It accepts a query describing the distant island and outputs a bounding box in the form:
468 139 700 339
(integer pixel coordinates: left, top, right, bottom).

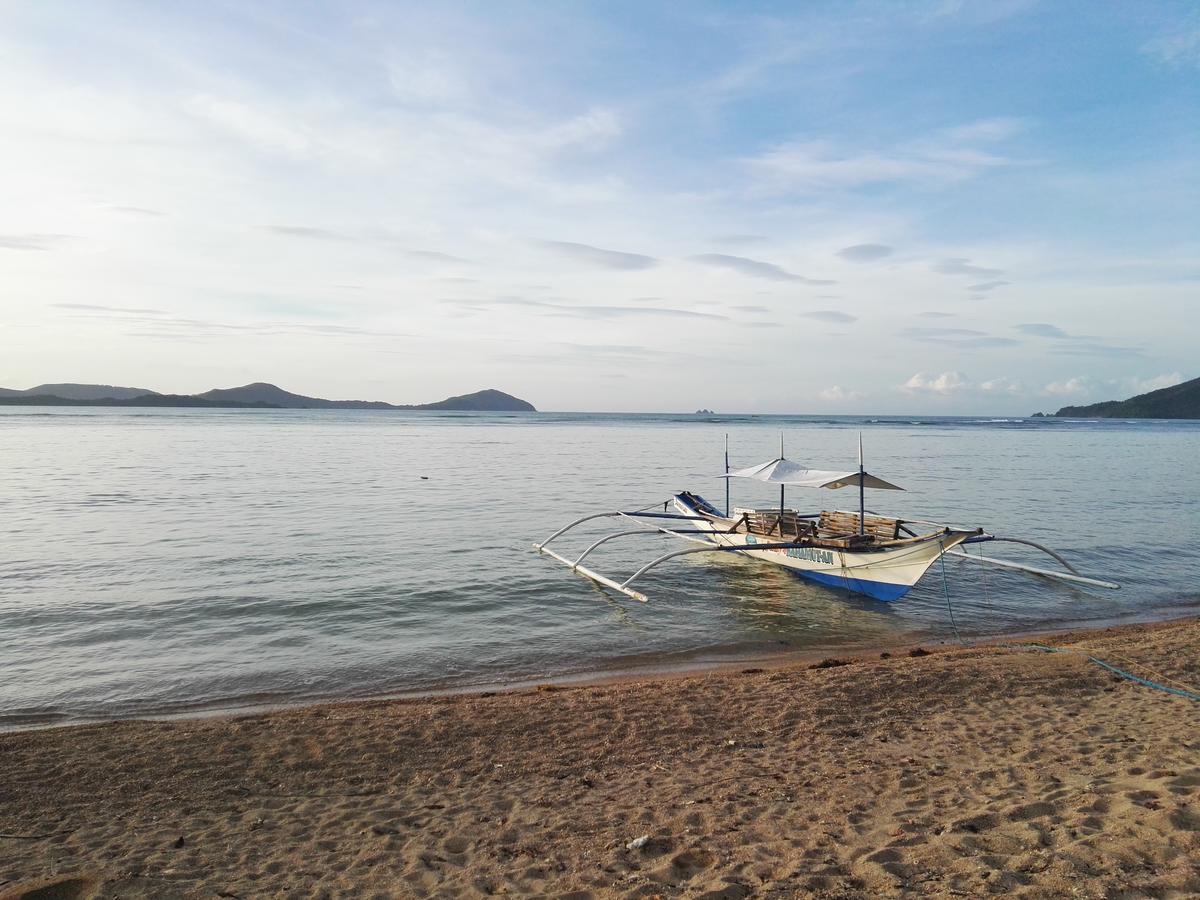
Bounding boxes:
1050 375 1198 419
0 382 536 412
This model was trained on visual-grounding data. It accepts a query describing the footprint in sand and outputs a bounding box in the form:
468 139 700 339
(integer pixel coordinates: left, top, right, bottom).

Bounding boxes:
1008 801 1057 821
0 875 100 900
694 881 751 900
670 848 715 880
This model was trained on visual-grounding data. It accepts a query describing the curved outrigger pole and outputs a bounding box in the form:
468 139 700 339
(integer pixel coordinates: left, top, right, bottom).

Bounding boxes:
534 511 803 603
951 537 1118 590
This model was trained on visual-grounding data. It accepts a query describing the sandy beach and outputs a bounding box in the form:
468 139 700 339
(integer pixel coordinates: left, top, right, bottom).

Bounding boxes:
2 619 1198 899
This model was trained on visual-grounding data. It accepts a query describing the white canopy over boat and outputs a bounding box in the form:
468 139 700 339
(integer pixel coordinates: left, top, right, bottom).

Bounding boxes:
722 457 904 491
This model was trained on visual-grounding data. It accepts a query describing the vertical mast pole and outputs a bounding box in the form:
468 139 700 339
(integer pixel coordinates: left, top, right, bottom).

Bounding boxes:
858 432 865 534
779 431 785 534
724 433 730 516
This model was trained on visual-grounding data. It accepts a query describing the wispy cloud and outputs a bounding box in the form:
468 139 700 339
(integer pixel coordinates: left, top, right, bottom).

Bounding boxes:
836 243 892 262
968 280 1010 294
262 225 348 240
0 233 73 251
903 327 1020 348
539 240 658 270
397 248 470 264
1015 323 1145 358
804 310 857 323
104 205 166 217
54 302 168 315
54 304 406 340
711 234 767 246
690 253 835 284
746 118 1027 191
1049 341 1145 359
1016 323 1071 338
451 297 724 321
933 258 1004 277
261 226 470 262
1142 19 1200 67
185 94 312 157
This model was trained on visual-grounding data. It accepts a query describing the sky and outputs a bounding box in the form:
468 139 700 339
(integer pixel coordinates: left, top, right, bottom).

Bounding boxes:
1 1 1197 413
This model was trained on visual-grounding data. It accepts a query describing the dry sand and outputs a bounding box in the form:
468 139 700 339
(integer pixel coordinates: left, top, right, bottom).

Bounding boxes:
2 619 1198 899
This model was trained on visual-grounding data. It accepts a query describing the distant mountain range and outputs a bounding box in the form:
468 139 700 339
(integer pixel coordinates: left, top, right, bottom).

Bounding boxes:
1051 375 1199 419
0 382 536 412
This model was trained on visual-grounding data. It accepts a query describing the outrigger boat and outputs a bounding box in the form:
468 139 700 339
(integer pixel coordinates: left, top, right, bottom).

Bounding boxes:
535 436 1119 603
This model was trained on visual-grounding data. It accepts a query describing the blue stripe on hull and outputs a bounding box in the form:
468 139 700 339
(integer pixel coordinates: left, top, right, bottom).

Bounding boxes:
796 569 912 602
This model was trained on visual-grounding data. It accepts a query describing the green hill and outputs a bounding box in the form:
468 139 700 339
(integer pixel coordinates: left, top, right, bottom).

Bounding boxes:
0 383 158 400
417 389 536 411
1055 376 1200 419
197 383 396 409
0 381 536 412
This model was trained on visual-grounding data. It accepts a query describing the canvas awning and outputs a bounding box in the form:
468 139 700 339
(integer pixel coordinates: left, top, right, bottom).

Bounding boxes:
722 457 904 491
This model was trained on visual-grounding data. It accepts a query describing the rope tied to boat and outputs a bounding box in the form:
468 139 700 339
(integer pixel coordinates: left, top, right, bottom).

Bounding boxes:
939 547 970 647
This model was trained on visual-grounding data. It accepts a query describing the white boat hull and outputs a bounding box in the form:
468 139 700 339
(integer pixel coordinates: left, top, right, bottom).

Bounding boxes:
673 496 974 601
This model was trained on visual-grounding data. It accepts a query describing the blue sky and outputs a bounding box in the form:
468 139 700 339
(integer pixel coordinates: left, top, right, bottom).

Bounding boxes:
1 1 1196 412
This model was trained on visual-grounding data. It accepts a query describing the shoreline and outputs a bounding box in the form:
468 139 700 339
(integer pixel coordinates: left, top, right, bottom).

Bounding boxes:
2 616 1197 897
6 609 1198 734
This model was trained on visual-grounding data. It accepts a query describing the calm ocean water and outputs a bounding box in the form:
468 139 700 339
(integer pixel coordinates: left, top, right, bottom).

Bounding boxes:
2 408 1198 727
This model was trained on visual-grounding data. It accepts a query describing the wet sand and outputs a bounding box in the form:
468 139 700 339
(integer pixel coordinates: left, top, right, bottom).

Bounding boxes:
1 618 1198 899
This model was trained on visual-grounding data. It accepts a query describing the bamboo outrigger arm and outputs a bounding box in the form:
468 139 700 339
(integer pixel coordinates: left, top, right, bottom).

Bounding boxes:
534 507 707 553
619 542 801 591
536 537 803 603
984 536 1082 575
949 545 1120 590
533 508 726 602
570 527 723 569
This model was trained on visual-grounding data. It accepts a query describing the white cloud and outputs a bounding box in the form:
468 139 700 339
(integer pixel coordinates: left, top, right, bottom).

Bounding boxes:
979 377 1023 395
820 385 863 401
902 371 972 394
1041 373 1184 403
1041 376 1091 397
1128 372 1184 394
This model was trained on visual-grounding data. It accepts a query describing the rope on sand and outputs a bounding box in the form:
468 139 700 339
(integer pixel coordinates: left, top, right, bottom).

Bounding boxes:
1010 643 1200 703
936 553 1197 701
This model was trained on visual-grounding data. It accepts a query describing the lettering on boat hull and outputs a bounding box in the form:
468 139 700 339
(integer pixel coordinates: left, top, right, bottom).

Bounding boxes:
744 535 835 565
